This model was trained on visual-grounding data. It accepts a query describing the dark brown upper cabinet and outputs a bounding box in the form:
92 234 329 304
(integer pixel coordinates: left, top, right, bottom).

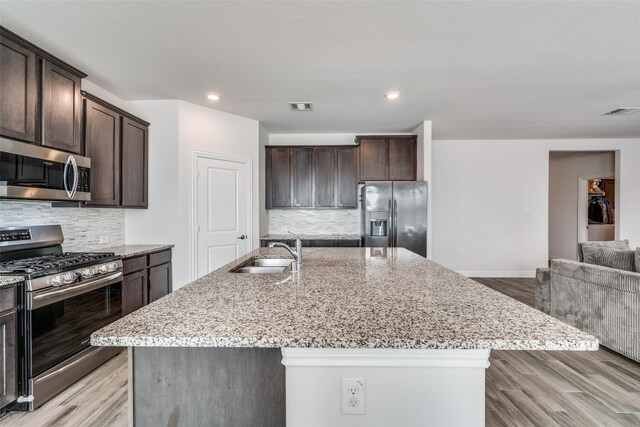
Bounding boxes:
0 27 86 152
266 147 292 208
83 92 150 209
291 148 313 207
265 146 358 209
42 60 83 154
314 148 336 207
84 98 121 206
336 146 358 207
388 137 417 181
356 135 417 182
121 117 149 208
358 138 388 181
0 34 37 143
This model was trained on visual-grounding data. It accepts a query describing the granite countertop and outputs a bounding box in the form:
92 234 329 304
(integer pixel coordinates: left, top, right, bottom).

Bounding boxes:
92 244 174 258
261 234 360 241
0 276 24 287
92 247 598 351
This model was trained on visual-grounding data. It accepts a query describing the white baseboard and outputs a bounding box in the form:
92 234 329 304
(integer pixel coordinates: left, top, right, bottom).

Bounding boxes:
456 270 536 278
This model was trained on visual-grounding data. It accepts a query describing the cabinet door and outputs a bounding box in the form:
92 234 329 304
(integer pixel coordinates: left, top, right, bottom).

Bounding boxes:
266 148 291 208
314 148 335 207
388 138 417 181
121 117 149 207
0 310 17 409
84 99 121 206
0 35 37 143
42 60 82 154
291 148 313 207
336 146 358 207
149 262 172 303
358 138 387 181
122 270 148 316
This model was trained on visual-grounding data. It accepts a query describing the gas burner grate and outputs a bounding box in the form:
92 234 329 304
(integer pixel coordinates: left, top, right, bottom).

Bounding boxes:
0 252 116 274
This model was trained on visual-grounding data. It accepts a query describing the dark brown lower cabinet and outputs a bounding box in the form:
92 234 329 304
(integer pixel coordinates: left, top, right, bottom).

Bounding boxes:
261 239 360 248
122 269 147 316
121 249 172 315
0 285 18 410
149 262 172 303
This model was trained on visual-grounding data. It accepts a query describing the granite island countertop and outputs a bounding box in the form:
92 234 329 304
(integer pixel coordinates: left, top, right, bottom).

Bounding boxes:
260 234 360 241
91 247 598 351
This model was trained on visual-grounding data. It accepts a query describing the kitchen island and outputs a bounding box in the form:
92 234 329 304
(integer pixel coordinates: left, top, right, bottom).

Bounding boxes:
92 247 597 427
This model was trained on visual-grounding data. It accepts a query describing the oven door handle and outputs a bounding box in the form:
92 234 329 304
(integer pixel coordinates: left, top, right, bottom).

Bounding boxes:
29 271 123 310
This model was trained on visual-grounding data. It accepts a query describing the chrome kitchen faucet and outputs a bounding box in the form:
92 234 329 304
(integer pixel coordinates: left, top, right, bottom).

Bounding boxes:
267 231 302 270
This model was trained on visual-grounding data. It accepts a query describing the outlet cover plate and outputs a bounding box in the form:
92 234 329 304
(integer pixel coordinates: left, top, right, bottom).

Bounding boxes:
341 377 365 415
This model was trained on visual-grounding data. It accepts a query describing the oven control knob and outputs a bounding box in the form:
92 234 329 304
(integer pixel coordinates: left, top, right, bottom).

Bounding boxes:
49 275 63 286
80 267 96 278
107 262 118 272
98 264 109 274
62 272 77 284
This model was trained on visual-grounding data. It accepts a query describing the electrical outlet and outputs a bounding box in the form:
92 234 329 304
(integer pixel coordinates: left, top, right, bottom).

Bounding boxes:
99 236 110 244
342 377 365 415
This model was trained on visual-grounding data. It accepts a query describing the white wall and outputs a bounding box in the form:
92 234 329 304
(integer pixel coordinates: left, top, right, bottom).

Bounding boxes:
81 79 129 110
548 151 615 260
124 100 260 289
177 101 260 284
124 100 182 280
431 138 640 277
268 132 411 146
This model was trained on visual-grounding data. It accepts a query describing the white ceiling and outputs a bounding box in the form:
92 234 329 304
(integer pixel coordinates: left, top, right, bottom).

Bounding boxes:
2 1 639 139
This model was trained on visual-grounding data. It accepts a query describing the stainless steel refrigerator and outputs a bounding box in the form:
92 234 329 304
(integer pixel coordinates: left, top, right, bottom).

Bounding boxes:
360 181 428 257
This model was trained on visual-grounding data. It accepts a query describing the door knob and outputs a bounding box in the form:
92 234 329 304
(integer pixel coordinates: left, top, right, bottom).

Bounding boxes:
237 235 247 240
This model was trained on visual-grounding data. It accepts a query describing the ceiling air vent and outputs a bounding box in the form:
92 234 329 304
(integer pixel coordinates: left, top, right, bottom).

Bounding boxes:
289 102 313 112
603 108 640 116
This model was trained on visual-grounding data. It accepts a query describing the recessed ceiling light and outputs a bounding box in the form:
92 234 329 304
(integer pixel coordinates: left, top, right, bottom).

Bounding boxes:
207 94 221 101
603 107 640 116
384 91 400 100
289 102 313 111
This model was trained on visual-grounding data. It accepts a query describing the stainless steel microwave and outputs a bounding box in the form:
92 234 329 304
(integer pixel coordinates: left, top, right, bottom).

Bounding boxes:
0 138 91 201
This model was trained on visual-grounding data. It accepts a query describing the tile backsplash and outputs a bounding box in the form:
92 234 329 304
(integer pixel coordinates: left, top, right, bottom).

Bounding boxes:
268 209 359 235
0 201 125 251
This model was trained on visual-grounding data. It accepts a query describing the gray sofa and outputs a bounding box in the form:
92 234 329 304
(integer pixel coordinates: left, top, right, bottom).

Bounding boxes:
536 240 640 363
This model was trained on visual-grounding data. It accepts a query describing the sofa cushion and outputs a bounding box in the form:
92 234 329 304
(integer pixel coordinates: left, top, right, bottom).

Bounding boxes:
582 246 636 271
636 248 640 273
578 239 630 261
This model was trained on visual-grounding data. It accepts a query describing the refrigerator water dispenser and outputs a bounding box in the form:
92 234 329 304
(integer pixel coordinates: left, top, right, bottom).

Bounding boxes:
370 219 388 237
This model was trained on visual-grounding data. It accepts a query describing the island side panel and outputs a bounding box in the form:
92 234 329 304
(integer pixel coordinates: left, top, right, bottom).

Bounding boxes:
132 347 285 427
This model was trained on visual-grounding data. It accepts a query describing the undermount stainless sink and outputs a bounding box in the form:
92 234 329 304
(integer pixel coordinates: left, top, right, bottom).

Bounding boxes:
247 258 294 267
230 257 294 274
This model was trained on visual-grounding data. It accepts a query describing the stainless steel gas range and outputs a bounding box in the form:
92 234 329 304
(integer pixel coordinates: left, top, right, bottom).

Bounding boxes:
0 225 123 410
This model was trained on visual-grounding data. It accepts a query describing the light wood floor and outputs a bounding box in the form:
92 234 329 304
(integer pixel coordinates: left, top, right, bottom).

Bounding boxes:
477 278 640 427
2 278 639 426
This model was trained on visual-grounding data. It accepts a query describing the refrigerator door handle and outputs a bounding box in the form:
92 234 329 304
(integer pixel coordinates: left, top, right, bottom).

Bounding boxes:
388 199 393 247
393 199 398 247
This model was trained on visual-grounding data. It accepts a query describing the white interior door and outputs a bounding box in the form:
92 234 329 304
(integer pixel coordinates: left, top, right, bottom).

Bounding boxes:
196 155 249 278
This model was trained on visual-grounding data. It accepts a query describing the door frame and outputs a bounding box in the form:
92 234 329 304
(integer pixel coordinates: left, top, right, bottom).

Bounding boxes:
577 171 615 248
190 150 253 281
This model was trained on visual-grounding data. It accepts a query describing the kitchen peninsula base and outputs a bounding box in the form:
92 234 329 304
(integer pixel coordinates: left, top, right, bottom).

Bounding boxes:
130 347 285 426
130 347 489 427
